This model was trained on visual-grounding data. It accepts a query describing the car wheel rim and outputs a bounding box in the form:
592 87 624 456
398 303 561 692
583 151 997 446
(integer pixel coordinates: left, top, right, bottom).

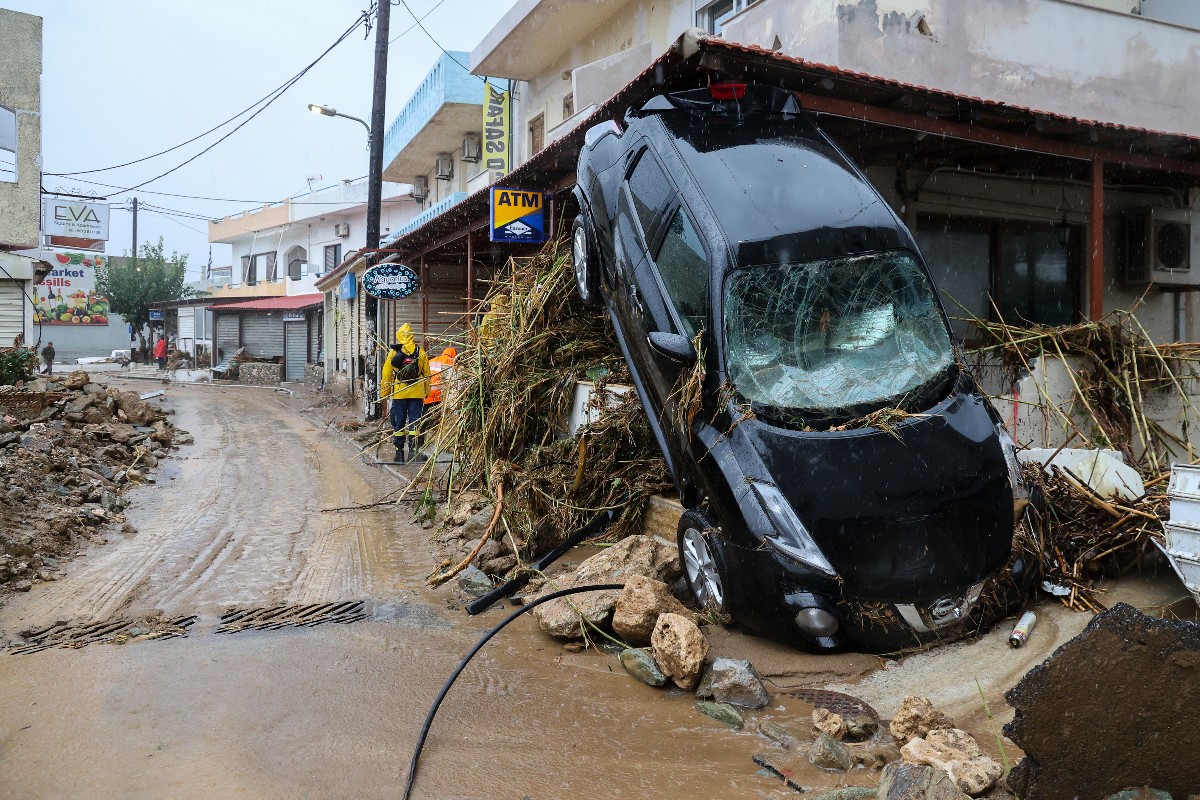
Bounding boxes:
572 225 589 300
681 526 724 610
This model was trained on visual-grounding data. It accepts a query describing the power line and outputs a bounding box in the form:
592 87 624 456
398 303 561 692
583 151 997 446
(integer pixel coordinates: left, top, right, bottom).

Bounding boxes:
50 11 369 195
394 0 486 82
389 0 447 43
143 208 209 237
50 175 414 207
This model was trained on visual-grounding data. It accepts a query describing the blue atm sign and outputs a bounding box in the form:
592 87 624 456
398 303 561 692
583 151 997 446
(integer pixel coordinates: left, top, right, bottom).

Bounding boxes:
490 187 546 243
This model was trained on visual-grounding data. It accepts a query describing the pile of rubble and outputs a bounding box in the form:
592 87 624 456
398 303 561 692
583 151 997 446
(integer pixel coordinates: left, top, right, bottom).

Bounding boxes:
0 371 191 593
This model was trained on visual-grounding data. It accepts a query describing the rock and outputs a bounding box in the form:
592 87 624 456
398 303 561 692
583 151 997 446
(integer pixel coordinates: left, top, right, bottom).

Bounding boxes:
814 707 849 739
847 715 880 741
619 648 667 687
808 732 854 772
758 719 807 749
13 580 32 592
481 555 516 576
810 789 877 800
532 535 681 638
890 696 955 745
695 700 743 729
456 565 492 597
613 575 699 645
448 492 486 526
1105 791 1173 800
61 371 90 390
651 612 707 689
902 729 1002 796
562 641 585 653
468 537 503 566
878 762 969 800
174 432 194 446
460 504 495 540
696 657 769 708
126 468 144 482
853 739 902 770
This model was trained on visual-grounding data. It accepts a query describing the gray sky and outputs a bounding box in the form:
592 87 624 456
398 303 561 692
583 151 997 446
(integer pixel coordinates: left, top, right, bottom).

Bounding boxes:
11 0 518 277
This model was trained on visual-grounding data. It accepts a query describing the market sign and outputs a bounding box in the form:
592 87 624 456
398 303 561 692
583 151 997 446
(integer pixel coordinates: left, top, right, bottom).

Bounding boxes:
34 251 111 327
490 188 546 243
362 263 419 300
482 82 510 177
41 199 109 241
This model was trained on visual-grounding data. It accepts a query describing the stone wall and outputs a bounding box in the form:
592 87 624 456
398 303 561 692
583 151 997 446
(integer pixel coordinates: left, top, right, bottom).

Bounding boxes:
238 362 282 386
304 364 324 390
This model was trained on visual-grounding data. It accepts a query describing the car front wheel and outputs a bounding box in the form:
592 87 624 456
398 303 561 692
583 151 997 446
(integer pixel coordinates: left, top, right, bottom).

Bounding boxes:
678 508 729 614
571 214 601 307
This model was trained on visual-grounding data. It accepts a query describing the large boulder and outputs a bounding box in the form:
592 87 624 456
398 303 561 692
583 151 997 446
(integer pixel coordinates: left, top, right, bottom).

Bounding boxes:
650 612 707 689
807 732 853 772
890 695 956 745
612 575 697 645
901 729 1003 797
878 762 969 800
531 535 680 638
61 370 90 390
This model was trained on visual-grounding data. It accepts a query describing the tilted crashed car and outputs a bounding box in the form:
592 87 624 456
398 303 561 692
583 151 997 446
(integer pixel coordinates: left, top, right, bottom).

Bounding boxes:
571 83 1033 653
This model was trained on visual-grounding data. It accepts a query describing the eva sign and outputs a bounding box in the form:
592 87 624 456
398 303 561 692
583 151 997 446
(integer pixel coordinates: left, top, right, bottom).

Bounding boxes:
362 263 419 300
41 199 109 241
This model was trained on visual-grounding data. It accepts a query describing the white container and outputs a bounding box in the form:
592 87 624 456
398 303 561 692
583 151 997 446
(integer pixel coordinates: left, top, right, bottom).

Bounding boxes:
567 381 632 436
1161 521 1200 600
1167 463 1200 526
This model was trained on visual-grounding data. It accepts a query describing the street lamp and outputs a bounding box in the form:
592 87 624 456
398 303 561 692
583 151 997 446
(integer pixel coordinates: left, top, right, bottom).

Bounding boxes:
307 103 372 146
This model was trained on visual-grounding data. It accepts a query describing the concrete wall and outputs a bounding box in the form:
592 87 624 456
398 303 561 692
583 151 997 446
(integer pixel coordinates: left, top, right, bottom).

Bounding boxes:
726 0 1200 138
0 9 42 250
42 311 135 363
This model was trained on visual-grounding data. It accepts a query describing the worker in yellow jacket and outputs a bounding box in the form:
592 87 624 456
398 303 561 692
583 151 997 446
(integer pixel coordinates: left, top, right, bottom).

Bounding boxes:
381 324 430 463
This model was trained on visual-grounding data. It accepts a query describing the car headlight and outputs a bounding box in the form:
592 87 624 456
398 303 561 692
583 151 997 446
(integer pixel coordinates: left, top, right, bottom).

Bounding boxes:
750 482 837 577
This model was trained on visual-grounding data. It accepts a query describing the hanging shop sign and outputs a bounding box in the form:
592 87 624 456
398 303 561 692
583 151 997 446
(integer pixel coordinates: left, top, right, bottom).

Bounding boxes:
338 271 357 300
490 188 546 243
482 82 511 177
362 262 419 300
41 198 110 242
148 309 164 321
33 251 111 326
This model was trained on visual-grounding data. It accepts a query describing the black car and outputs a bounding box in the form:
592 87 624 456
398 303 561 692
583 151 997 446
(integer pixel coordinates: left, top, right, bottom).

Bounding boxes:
570 84 1032 653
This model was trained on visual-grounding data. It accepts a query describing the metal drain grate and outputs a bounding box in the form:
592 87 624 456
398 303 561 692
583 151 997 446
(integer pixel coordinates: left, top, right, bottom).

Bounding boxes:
215 601 368 633
783 688 880 721
9 615 197 655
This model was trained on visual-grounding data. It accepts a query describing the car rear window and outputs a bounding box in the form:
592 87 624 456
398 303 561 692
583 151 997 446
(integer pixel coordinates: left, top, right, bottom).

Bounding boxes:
723 251 954 419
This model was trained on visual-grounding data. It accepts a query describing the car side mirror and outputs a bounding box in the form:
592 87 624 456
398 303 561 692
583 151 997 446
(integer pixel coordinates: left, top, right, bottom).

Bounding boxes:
648 331 696 364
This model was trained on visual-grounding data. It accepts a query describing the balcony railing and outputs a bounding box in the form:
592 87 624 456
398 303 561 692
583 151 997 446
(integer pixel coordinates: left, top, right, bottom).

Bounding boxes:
382 192 467 246
383 51 480 168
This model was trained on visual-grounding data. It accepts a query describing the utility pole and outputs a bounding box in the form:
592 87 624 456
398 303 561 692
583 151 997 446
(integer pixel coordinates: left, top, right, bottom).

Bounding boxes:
131 197 138 270
363 0 390 421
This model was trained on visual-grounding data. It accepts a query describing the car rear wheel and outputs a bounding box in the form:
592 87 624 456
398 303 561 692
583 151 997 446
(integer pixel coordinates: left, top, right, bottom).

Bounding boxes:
678 508 729 614
571 214 601 307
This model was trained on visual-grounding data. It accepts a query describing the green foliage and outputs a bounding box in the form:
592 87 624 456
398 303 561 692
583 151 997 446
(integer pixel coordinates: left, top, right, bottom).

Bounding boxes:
96 237 194 333
0 348 38 386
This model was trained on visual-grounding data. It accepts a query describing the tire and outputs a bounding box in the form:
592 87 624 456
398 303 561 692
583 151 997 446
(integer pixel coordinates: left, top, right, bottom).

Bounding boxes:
677 508 730 614
571 214 601 307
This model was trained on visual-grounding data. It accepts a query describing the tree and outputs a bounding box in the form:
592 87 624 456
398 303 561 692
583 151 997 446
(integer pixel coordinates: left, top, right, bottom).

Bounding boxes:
96 237 195 355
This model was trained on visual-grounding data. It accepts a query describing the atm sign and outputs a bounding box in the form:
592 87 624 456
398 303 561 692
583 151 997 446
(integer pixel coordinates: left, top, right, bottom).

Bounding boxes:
490 188 546 243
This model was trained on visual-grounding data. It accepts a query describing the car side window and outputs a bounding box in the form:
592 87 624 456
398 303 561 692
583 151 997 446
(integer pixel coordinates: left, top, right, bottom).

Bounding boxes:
653 206 709 338
627 150 672 243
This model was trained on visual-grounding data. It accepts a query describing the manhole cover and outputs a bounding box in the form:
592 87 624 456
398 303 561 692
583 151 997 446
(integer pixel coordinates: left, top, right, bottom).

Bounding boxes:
9 614 197 655
216 600 368 633
784 688 879 721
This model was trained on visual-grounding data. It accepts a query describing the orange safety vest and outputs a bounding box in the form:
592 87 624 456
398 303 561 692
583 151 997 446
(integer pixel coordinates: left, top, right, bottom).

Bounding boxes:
424 351 456 404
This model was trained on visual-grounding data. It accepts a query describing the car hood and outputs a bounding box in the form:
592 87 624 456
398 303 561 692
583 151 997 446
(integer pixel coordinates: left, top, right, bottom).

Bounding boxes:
736 388 1014 602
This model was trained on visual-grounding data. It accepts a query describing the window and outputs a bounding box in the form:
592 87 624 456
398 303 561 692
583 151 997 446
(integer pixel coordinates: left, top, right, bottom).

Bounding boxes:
914 224 992 341
562 92 575 121
529 114 545 155
627 151 672 241
724 251 955 420
323 243 342 274
697 0 760 34
285 245 307 281
998 229 1075 327
0 106 16 183
653 207 709 337
242 252 277 285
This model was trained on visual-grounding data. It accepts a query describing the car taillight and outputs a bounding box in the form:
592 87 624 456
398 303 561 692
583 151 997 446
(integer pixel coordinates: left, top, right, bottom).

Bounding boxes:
710 82 747 101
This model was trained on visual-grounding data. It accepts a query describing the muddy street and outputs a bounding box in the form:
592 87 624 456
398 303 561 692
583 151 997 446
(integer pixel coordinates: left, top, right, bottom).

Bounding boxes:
0 381 873 799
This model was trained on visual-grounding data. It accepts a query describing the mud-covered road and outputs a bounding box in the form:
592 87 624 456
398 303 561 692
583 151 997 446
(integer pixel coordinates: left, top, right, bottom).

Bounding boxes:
5 380 1165 799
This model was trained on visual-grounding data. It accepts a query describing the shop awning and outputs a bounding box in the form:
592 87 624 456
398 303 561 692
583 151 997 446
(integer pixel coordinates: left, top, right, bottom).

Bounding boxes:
210 294 324 312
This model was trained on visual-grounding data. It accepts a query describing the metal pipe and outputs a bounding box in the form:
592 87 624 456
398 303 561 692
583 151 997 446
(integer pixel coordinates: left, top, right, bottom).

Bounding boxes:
1176 291 1187 343
1089 159 1105 321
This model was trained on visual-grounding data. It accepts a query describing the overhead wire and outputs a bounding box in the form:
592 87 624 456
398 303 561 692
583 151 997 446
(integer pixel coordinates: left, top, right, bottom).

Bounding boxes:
47 10 370 195
46 175 415 207
388 0 447 43
394 0 488 84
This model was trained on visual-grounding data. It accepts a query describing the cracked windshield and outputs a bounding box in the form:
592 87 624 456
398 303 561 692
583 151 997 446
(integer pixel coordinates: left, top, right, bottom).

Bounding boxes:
724 251 955 417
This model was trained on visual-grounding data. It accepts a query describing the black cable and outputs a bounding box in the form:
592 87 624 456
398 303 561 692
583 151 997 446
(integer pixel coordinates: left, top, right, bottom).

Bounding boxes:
389 0 447 43
48 176 415 207
401 583 624 800
394 0 485 82
46 12 369 179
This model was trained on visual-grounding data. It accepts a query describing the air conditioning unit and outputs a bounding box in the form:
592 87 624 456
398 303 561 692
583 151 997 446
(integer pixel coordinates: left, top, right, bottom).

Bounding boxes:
434 152 454 181
411 176 428 202
334 222 350 238
462 133 481 163
1124 209 1200 288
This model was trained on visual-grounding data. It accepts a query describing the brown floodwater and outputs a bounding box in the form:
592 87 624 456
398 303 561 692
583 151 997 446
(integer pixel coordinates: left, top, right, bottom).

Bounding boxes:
0 382 883 800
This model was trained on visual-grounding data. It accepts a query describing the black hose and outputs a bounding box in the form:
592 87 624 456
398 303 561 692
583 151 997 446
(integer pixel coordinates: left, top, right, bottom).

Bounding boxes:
402 583 625 800
465 506 621 615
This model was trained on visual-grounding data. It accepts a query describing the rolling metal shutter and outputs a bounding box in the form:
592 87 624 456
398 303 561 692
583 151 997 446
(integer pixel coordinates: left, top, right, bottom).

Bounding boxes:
242 314 284 358
0 281 24 345
284 320 306 381
216 314 239 360
308 310 322 364
177 308 195 354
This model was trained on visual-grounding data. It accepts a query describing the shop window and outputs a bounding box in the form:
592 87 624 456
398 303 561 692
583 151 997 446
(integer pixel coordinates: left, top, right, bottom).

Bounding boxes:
653 207 709 337
562 92 574 121
0 106 15 183
529 114 545 155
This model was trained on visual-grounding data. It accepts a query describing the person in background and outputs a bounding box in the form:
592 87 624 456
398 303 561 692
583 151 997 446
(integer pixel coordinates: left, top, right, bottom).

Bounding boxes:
478 293 511 354
380 323 430 463
41 341 55 376
154 336 168 370
419 346 458 450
